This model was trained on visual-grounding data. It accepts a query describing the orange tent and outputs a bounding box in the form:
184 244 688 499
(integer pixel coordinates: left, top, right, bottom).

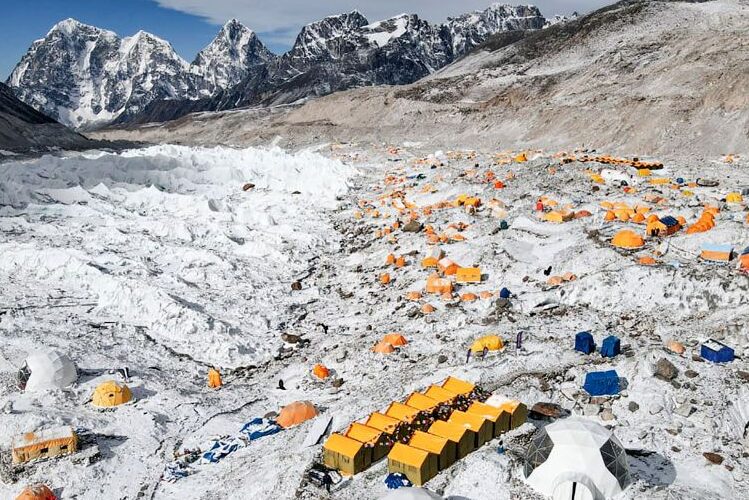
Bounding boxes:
312 364 330 379
16 485 56 500
372 342 395 354
611 230 645 249
208 368 222 389
426 274 453 295
421 304 435 314
277 401 319 429
380 273 391 285
382 334 408 347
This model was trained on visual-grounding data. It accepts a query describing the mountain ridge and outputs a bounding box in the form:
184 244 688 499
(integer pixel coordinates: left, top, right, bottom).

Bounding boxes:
7 4 547 129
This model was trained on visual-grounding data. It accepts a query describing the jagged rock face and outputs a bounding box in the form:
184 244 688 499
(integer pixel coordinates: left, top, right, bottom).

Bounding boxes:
7 19 201 129
8 5 547 128
220 5 546 110
445 5 545 55
193 19 276 92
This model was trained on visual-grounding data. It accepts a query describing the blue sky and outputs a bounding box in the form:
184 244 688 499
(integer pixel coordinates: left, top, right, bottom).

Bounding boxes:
1 0 611 81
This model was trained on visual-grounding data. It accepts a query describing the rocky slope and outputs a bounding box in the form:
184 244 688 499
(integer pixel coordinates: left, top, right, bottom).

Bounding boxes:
94 0 749 157
0 82 107 153
7 4 546 129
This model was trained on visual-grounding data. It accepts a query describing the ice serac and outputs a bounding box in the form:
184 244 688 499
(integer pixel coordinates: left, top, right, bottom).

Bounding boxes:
6 18 201 129
193 19 276 92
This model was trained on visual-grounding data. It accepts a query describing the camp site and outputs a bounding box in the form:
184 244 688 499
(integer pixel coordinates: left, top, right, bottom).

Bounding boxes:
2 0 749 498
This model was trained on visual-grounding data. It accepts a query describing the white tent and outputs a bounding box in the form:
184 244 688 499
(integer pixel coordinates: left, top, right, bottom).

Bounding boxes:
21 348 77 392
524 417 630 500
379 487 443 500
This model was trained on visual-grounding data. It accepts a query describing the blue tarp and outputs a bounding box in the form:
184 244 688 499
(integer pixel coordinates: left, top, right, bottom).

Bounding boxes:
701 340 735 363
500 287 511 299
583 370 620 396
575 332 595 354
660 216 680 227
385 473 413 489
240 418 282 441
600 336 621 358
200 437 244 464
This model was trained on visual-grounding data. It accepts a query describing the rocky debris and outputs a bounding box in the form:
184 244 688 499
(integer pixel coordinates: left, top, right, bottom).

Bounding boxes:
583 403 600 416
437 354 448 364
628 401 639 412
703 452 724 465
530 402 567 420
291 281 303 291
600 408 615 421
402 221 423 233
332 378 345 388
281 333 302 344
654 358 678 381
685 369 699 379
649 403 664 415
242 183 255 191
738 370 749 382
674 403 694 418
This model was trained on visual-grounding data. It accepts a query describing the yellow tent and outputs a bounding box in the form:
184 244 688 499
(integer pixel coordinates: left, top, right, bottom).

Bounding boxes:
409 430 456 470
448 411 492 448
441 376 475 396
387 443 439 486
611 230 645 249
467 402 510 438
365 412 401 435
726 192 744 203
92 381 133 408
428 420 475 459
345 423 391 462
470 335 504 353
405 393 440 413
323 433 370 475
423 385 457 405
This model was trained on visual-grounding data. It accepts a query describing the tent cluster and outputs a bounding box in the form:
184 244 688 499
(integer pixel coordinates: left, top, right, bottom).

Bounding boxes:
322 376 527 485
569 154 663 170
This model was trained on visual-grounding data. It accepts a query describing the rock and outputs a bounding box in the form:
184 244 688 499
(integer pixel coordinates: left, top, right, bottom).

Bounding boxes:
654 358 678 381
495 298 510 309
674 403 694 417
281 333 301 344
336 351 348 363
242 183 255 191
738 370 749 382
665 339 685 355
590 396 609 405
649 403 663 415
703 452 724 465
628 401 640 412
291 281 302 291
584 403 601 416
560 387 578 401
332 378 345 388
402 221 423 233
692 353 704 362
437 354 448 364
530 402 566 420
685 369 698 379
600 409 615 421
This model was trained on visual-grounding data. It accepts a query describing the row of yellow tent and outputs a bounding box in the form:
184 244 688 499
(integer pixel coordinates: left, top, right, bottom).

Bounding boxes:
322 377 527 486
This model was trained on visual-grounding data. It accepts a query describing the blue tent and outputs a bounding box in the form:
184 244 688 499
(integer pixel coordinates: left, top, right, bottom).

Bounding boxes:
575 332 595 354
600 336 621 358
583 370 620 396
500 287 511 299
385 473 412 489
701 339 734 363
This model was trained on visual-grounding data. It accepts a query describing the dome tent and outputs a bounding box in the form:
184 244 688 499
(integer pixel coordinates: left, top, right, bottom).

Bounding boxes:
16 484 56 500
92 381 133 408
611 230 644 249
379 487 443 499
19 349 77 392
524 417 630 500
276 401 319 429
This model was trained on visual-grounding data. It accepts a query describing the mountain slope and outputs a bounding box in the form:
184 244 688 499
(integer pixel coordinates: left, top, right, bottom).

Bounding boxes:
0 82 103 153
92 0 749 157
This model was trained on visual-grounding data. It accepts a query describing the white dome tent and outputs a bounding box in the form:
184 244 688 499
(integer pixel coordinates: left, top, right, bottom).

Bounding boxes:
379 488 443 500
524 417 630 500
19 348 77 392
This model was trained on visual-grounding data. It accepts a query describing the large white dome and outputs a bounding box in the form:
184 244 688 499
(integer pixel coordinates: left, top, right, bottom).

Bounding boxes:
22 348 77 392
379 487 443 500
524 417 630 500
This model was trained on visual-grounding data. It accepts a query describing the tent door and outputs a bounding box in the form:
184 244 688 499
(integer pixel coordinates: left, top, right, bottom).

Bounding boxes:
553 481 595 500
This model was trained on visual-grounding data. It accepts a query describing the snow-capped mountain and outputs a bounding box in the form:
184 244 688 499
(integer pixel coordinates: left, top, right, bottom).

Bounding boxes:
7 18 202 129
8 4 546 129
193 19 275 92
215 4 545 111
